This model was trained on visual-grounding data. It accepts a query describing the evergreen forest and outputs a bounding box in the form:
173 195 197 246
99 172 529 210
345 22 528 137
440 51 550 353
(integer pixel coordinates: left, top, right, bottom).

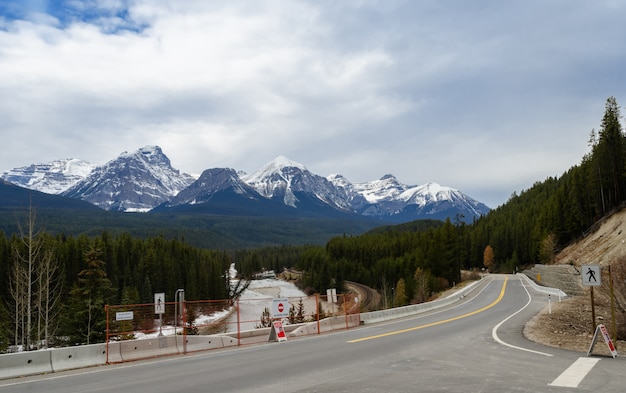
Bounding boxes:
0 96 624 352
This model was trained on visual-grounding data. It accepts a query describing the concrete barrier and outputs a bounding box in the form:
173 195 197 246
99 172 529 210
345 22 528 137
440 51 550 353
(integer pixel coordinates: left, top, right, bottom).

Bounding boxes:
50 344 106 372
220 336 239 347
119 336 178 362
185 335 226 352
359 277 486 324
0 350 53 379
106 341 123 364
288 315 359 338
517 273 568 298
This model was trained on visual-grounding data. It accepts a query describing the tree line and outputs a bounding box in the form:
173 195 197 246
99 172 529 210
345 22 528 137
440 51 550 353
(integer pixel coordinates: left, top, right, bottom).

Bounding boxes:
0 214 233 351
469 96 626 270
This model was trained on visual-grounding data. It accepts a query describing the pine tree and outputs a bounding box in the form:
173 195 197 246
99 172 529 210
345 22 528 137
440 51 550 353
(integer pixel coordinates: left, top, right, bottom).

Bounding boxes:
64 247 112 345
256 307 272 328
593 97 625 211
295 298 306 323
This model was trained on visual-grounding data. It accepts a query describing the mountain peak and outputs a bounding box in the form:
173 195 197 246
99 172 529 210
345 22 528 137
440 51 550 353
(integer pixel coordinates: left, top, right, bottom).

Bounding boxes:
271 155 307 170
118 145 171 168
242 156 307 188
63 146 195 212
1 158 95 194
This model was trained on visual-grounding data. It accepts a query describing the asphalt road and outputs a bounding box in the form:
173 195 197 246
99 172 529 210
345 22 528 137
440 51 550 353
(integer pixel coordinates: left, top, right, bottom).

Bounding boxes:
1 274 624 392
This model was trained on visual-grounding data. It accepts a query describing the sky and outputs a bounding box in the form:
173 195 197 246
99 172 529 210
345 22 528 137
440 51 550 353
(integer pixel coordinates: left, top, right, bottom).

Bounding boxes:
1 1 625 208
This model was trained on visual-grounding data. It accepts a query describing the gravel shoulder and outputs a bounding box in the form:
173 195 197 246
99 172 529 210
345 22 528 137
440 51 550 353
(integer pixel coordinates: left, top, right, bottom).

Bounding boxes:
524 295 625 355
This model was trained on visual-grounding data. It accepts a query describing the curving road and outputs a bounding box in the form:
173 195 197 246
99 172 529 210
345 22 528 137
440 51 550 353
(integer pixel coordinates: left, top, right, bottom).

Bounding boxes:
1 275 625 392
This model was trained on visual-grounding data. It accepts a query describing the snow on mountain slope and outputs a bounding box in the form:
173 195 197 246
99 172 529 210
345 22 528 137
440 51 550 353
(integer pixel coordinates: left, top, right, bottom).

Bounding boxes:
62 146 196 212
352 174 409 203
164 167 261 206
348 175 490 221
242 156 353 212
1 158 95 194
2 148 490 222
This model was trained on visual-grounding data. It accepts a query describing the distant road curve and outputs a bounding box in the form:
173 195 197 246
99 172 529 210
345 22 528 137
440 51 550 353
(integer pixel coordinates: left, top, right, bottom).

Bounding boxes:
344 281 380 311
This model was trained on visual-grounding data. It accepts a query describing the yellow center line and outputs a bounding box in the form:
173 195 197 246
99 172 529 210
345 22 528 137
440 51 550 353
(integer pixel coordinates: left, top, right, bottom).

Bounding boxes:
347 276 508 343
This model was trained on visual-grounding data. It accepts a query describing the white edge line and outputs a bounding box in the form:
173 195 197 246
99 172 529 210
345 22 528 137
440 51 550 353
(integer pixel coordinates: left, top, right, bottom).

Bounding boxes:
491 275 553 357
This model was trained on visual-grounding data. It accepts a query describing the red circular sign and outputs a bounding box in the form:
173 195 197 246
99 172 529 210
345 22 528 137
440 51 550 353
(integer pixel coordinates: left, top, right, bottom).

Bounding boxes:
278 303 284 312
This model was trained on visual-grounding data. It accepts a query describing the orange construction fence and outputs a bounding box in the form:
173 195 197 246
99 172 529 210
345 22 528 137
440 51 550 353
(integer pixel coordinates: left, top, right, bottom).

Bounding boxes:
105 293 361 363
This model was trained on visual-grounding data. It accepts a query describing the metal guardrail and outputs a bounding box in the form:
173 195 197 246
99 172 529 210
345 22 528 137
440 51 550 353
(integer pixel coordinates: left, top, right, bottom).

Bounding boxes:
517 273 568 298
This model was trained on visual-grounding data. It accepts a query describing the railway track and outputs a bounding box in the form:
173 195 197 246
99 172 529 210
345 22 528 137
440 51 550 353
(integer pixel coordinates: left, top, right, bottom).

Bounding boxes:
344 281 380 312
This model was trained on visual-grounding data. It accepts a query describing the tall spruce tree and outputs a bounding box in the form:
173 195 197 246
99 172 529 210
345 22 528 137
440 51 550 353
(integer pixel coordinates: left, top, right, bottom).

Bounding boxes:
64 247 112 345
594 96 625 211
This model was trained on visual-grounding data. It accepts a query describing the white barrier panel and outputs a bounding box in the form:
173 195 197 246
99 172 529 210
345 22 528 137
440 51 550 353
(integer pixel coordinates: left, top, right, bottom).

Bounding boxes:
185 336 226 352
0 350 52 379
221 336 239 347
119 336 178 362
50 344 106 372
106 342 123 364
517 273 568 298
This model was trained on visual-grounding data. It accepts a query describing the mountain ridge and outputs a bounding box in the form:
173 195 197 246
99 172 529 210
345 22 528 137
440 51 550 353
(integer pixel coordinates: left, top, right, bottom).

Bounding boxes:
1 146 490 223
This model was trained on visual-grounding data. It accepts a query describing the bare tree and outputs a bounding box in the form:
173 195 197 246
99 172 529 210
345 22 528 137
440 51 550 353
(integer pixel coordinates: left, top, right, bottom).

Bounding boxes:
8 260 27 348
9 201 61 350
36 248 62 348
413 267 431 304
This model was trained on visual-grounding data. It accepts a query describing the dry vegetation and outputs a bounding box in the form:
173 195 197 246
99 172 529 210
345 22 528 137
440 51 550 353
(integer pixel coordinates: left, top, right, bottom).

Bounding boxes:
524 209 626 354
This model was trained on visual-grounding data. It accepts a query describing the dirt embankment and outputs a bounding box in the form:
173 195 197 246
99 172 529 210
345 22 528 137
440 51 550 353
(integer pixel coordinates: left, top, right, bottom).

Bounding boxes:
524 208 626 354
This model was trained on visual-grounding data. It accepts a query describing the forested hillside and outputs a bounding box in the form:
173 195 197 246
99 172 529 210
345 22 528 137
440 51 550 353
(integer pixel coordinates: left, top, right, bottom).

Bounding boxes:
469 96 625 270
296 97 626 305
0 229 232 349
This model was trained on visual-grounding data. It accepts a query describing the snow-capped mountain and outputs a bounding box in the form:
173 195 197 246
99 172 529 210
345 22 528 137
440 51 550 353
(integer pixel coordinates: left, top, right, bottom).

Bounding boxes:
152 167 300 216
326 173 370 212
62 146 196 212
1 158 95 194
242 156 354 213
167 168 258 205
329 173 490 223
2 147 490 222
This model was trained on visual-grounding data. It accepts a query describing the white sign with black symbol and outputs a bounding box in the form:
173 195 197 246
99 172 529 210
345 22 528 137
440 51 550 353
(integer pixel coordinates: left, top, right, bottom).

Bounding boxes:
581 265 601 286
155 292 165 314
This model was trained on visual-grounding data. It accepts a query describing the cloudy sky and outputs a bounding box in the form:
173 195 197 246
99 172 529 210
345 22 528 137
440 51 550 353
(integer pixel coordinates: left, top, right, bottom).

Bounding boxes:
1 0 625 208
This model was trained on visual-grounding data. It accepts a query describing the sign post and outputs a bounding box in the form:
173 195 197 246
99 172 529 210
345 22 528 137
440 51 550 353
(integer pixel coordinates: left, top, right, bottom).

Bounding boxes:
581 265 601 334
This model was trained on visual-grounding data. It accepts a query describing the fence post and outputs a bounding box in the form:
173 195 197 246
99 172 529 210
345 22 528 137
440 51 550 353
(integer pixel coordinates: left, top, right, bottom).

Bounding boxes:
316 294 320 334
105 305 110 364
182 300 187 354
344 294 349 330
237 298 241 346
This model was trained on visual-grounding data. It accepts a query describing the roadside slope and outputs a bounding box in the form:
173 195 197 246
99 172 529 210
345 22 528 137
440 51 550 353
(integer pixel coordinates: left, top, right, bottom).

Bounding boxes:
524 207 626 353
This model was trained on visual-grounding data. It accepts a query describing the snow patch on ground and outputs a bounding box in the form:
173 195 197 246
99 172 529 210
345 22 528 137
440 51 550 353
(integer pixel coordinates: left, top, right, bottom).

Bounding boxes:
135 266 307 338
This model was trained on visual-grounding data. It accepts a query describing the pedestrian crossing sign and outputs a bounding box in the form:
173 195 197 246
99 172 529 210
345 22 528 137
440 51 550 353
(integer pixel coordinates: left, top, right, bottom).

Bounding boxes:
581 265 601 286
